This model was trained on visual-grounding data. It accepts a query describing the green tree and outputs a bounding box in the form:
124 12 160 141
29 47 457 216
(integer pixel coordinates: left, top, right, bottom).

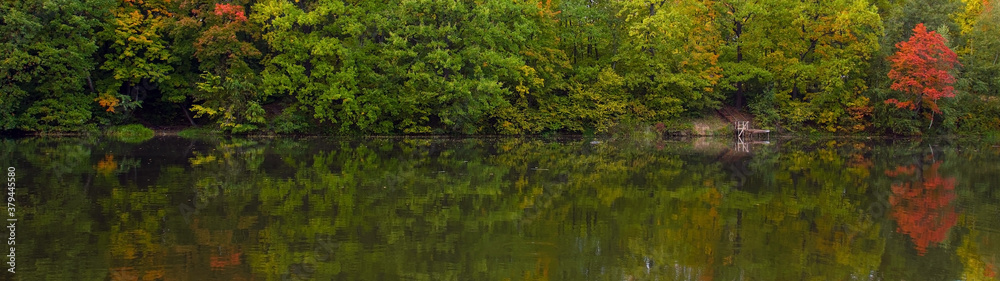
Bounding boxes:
616 0 724 118
371 0 536 134
713 0 882 132
252 0 364 134
715 0 772 110
97 0 174 116
952 1 1000 133
882 0 962 48
960 0 1000 96
0 0 114 131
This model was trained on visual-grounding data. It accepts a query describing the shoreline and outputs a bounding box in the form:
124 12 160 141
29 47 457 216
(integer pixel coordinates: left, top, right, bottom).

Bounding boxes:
12 128 988 139
7 116 999 141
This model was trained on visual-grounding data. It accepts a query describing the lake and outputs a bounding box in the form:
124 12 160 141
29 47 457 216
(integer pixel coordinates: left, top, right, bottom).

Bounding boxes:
3 136 999 280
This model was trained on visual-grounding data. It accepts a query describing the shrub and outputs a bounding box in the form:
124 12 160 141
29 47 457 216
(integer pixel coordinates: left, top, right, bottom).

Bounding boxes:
20 96 95 132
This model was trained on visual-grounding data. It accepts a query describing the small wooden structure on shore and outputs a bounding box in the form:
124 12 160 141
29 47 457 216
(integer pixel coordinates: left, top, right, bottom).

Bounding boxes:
734 121 770 139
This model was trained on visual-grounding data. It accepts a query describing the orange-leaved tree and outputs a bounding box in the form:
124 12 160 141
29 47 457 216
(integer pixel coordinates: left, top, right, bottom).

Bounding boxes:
885 23 960 129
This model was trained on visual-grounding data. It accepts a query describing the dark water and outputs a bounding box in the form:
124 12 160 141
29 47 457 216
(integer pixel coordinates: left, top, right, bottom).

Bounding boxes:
2 136 999 280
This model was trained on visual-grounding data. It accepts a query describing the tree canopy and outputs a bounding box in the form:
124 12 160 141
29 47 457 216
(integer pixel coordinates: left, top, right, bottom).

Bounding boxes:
885 23 960 128
1 0 999 135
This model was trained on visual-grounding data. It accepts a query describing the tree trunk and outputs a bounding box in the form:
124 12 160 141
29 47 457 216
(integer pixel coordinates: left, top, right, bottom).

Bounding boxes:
182 100 196 126
734 20 745 109
735 43 745 108
928 113 934 130
86 75 95 93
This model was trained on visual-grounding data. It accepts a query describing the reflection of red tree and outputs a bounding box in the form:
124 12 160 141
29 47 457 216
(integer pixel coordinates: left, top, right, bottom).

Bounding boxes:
210 250 242 269
192 217 246 270
96 154 118 175
887 161 957 255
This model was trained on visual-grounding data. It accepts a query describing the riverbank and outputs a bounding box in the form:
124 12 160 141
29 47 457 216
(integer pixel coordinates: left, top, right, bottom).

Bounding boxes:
15 116 1000 146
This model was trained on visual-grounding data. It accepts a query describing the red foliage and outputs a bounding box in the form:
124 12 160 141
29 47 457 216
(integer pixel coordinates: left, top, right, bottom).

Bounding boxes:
214 3 247 22
884 165 916 177
888 161 957 255
885 23 960 116
536 0 561 18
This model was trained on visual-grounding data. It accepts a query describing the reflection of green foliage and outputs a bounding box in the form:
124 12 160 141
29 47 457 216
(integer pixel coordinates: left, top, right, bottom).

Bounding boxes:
730 148 885 279
7 136 1000 280
16 138 95 178
5 137 108 280
21 173 109 280
177 127 221 139
105 124 154 143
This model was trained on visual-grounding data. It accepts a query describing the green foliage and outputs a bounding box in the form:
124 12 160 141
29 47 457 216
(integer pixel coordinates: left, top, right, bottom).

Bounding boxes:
0 0 112 131
21 95 96 132
172 0 264 133
368 0 536 134
98 0 173 114
11 137 1000 279
748 89 782 130
882 0 963 47
873 88 923 135
953 93 1000 133
733 0 882 132
252 0 363 132
959 0 1000 96
192 72 265 133
268 107 309 134
984 130 1000 143
606 118 659 144
616 0 724 118
0 0 996 135
104 124 154 143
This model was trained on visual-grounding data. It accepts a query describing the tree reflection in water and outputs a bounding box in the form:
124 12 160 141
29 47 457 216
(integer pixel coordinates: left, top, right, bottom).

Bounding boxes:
887 159 958 255
3 137 998 280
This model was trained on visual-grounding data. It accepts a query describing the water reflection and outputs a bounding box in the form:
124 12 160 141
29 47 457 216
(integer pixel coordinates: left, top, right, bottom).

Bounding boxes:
887 158 957 256
4 137 999 280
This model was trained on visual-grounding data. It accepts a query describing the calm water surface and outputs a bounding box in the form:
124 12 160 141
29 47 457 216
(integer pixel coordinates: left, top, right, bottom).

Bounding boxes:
4 136 999 280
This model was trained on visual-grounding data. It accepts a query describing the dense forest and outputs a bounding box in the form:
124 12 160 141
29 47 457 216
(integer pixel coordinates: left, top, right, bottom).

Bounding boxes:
2 0 1000 135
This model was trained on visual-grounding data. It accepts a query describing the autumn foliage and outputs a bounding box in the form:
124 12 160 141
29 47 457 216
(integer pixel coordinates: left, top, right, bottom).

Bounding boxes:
887 160 958 255
885 23 960 120
210 250 242 269
214 3 247 22
95 154 118 175
4 0 1000 134
95 93 121 113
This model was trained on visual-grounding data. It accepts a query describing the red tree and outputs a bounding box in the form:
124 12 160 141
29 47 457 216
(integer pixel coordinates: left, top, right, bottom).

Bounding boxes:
213 3 247 22
885 23 960 128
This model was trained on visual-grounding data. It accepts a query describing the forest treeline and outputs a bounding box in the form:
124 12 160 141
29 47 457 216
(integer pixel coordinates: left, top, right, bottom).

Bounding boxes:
2 0 1000 135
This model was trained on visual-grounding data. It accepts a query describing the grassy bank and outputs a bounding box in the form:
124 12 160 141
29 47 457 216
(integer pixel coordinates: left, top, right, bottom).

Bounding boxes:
104 124 154 143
